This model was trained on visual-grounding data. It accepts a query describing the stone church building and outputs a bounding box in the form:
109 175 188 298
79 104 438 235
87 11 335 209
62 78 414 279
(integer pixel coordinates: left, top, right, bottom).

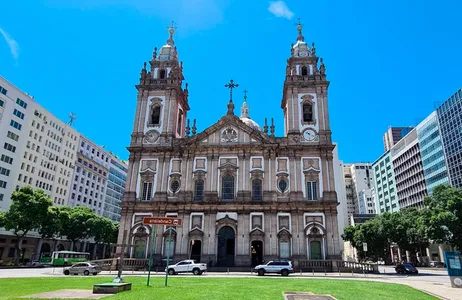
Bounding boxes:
117 23 341 268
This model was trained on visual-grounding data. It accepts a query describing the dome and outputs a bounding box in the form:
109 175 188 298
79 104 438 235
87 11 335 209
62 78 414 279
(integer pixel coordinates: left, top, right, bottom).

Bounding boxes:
292 40 311 58
240 117 261 131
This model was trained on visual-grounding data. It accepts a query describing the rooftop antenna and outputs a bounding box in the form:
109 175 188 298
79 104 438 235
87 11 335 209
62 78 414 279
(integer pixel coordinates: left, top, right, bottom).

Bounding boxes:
68 112 77 127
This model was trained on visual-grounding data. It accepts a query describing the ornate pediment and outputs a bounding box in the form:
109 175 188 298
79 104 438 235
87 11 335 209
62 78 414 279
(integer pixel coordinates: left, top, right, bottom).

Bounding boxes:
188 227 204 238
216 214 238 227
183 115 274 147
277 228 292 238
249 228 265 239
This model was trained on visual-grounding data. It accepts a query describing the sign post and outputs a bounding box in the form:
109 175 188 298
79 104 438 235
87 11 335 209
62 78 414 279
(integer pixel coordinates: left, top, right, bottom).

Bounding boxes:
146 225 157 287
363 243 368 258
142 217 182 288
444 251 462 288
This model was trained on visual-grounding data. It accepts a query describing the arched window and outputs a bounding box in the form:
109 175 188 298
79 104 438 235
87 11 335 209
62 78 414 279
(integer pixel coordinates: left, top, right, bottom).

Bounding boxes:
159 69 166 79
252 179 262 201
301 66 308 76
194 179 204 201
303 102 313 123
141 181 152 201
222 175 234 201
151 106 161 125
177 110 183 135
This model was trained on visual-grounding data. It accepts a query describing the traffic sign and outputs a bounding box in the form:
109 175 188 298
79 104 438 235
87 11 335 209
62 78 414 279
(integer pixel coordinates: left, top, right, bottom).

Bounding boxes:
143 217 183 226
363 243 368 252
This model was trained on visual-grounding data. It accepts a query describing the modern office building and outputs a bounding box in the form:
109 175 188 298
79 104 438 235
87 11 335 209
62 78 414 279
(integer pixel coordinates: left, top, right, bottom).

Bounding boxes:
416 111 449 194
104 154 128 221
383 126 414 152
343 163 374 224
358 189 375 214
437 88 462 188
372 151 399 214
392 128 427 210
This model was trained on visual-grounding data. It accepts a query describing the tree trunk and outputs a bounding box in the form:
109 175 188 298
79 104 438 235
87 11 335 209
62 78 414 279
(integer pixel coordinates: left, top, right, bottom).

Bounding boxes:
13 236 24 266
70 241 74 251
102 244 107 259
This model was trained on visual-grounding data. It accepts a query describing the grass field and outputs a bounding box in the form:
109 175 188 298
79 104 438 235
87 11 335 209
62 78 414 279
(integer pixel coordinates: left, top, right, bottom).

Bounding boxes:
0 276 436 300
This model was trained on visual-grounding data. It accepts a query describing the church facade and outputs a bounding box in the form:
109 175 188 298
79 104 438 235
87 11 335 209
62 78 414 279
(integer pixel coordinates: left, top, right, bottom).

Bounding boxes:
116 24 341 268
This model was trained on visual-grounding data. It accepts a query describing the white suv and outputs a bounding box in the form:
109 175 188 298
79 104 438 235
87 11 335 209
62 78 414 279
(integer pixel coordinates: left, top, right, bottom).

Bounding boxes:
254 261 294 276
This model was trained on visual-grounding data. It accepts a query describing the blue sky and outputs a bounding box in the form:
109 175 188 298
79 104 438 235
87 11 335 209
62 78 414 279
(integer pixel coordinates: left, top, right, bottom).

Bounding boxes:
1 0 461 163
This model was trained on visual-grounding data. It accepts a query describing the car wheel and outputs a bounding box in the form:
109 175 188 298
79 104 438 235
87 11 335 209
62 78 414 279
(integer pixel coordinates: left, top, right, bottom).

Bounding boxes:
84 270 90 276
281 269 289 276
168 269 175 275
63 270 70 275
193 268 200 275
258 269 265 276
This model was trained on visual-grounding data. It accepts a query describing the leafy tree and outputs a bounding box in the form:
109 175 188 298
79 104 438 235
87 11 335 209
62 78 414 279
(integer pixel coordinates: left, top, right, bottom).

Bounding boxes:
60 206 97 250
0 210 5 227
424 184 462 250
89 216 118 258
3 186 52 265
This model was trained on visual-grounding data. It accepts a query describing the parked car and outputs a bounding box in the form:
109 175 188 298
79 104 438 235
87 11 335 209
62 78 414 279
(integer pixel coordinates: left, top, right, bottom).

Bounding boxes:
395 263 418 274
166 260 207 275
63 262 102 276
430 261 446 268
26 260 44 268
254 261 294 276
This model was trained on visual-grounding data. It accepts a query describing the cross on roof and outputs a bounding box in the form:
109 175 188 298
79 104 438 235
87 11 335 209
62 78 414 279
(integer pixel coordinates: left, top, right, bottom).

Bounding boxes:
166 21 177 31
225 79 239 102
243 89 248 101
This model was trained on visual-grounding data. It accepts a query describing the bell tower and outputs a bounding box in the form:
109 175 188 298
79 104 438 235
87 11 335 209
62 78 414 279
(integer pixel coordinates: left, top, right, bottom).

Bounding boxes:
281 20 331 144
131 22 189 147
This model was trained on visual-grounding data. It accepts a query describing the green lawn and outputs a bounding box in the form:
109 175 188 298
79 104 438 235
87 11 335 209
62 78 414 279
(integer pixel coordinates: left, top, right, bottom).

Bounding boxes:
0 276 436 300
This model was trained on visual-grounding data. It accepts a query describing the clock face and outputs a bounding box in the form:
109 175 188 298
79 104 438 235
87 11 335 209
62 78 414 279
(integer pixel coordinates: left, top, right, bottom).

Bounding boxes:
303 130 316 141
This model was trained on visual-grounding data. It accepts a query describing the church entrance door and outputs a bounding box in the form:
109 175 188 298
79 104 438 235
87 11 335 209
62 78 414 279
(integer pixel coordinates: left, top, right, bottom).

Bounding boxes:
217 226 235 267
251 240 263 267
310 241 322 260
190 240 202 262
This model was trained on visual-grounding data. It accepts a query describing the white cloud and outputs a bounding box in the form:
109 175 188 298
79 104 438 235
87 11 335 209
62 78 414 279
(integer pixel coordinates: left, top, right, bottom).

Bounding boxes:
0 28 19 60
268 1 294 20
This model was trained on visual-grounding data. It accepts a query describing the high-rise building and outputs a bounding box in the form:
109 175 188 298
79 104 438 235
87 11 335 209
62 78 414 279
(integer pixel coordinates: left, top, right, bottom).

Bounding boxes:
437 88 462 188
372 151 399 214
383 127 414 152
342 163 374 224
392 128 427 210
416 111 449 194
0 77 80 210
68 136 127 220
117 23 342 265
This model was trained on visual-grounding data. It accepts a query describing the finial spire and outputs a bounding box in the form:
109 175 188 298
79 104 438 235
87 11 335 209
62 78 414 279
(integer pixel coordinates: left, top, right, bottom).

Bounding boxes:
295 18 304 42
166 21 177 46
240 89 250 118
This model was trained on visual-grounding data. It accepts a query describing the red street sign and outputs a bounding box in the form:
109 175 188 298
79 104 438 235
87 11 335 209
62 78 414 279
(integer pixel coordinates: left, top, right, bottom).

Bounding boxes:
143 217 183 226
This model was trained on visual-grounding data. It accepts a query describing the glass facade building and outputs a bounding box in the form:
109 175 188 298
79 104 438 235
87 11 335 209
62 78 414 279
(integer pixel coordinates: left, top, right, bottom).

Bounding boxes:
416 111 449 194
372 151 399 214
437 88 462 188
103 158 128 221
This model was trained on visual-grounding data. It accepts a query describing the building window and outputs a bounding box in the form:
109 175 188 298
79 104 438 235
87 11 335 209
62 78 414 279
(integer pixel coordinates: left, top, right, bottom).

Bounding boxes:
278 179 288 193
163 235 174 259
16 98 27 109
170 180 180 193
141 182 153 201
306 181 318 200
10 120 22 130
0 86 7 95
7 131 19 141
303 103 313 122
13 109 25 120
0 154 13 164
177 109 183 135
159 69 166 79
194 179 204 201
221 175 234 201
3 143 16 153
301 66 308 76
151 106 161 125
279 241 290 259
252 179 263 201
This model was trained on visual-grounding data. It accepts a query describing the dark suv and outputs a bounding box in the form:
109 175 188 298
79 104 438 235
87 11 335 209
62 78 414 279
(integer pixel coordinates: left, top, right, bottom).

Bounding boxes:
254 261 294 276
